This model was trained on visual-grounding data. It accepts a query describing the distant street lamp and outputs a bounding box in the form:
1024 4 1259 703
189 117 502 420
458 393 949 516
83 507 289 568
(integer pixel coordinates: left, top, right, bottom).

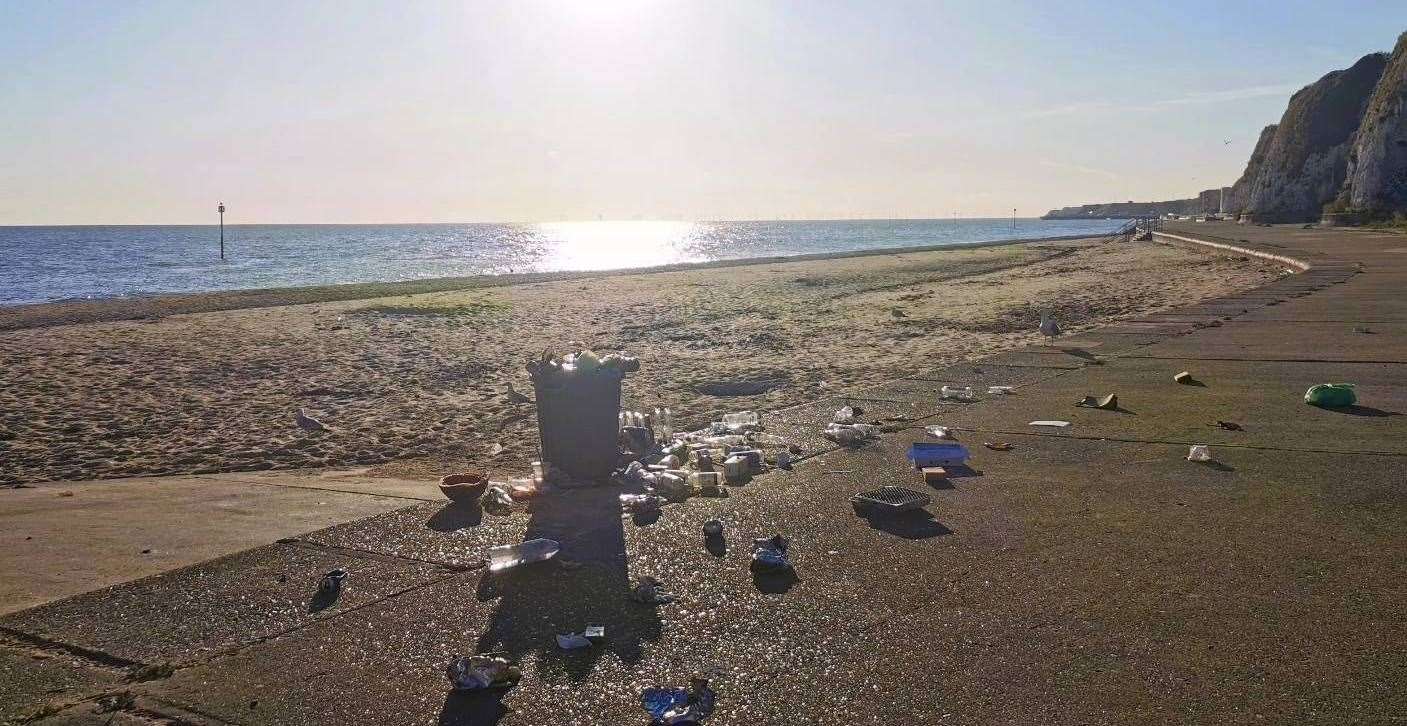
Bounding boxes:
218 202 225 260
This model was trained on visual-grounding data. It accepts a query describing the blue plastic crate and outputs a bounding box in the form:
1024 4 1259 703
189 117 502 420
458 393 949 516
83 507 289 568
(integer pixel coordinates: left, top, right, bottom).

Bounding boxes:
907 442 969 468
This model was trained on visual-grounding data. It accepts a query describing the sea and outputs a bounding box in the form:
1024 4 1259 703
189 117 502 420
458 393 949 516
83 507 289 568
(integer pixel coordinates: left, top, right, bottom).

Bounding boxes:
0 218 1127 307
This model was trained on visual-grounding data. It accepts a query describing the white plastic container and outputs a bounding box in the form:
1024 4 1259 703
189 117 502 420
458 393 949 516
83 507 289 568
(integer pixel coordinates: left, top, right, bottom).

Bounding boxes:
688 471 721 490
488 538 560 572
723 455 749 482
1187 444 1213 462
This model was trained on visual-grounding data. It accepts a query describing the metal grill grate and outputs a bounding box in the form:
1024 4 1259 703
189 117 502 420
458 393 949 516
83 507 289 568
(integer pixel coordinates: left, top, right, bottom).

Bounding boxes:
850 486 931 512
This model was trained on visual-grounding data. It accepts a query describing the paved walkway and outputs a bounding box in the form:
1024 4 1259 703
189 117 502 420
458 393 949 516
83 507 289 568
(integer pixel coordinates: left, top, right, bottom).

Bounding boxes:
2 222 1404 725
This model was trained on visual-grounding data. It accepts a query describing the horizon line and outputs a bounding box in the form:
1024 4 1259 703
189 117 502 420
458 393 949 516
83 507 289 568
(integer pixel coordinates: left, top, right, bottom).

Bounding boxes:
0 214 1088 229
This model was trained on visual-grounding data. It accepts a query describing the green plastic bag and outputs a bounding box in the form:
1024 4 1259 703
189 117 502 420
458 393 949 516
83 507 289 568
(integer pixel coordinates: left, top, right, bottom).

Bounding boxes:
1304 383 1357 408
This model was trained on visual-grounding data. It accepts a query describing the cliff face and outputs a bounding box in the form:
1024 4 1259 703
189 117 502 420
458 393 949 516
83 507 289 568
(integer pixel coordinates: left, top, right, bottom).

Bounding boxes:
1243 52 1388 222
1343 32 1407 214
1223 124 1278 215
1042 196 1208 220
1045 34 1407 224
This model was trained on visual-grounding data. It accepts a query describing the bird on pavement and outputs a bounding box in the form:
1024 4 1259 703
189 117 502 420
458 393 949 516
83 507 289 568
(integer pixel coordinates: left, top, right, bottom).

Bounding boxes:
1039 312 1061 339
506 383 533 405
294 408 329 433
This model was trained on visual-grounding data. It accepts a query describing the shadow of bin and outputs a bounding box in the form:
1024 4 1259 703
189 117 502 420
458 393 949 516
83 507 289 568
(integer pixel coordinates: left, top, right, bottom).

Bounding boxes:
533 370 622 482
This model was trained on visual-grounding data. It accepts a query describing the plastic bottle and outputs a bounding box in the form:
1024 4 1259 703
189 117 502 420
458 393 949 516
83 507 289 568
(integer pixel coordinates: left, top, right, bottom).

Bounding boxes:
925 426 953 439
487 538 560 572
701 434 747 448
659 407 673 441
940 386 976 402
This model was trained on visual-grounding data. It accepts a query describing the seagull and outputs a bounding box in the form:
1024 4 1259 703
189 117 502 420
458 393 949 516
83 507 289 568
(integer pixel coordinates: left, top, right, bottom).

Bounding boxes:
506 383 533 405
1222 139 1233 145
1039 312 1061 339
294 408 329 433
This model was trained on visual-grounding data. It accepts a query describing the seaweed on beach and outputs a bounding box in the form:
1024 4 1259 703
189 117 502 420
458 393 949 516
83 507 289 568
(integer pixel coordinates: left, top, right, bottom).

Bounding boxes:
351 300 508 317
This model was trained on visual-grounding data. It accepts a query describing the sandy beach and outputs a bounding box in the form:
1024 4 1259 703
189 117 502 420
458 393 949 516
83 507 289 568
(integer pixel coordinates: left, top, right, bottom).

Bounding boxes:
0 236 1285 486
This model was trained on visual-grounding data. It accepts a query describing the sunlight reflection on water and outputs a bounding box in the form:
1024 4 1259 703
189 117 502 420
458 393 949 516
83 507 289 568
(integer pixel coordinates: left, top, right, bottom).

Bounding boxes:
534 220 705 271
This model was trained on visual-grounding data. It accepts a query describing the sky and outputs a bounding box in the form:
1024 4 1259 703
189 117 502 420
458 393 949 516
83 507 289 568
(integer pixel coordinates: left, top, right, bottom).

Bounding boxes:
1 0 1405 225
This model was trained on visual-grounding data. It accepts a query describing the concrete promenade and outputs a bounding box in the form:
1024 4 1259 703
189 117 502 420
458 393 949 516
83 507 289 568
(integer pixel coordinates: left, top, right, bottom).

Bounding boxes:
2 222 1404 724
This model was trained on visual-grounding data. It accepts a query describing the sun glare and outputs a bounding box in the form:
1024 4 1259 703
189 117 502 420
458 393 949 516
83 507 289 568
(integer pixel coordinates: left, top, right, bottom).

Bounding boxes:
535 220 701 271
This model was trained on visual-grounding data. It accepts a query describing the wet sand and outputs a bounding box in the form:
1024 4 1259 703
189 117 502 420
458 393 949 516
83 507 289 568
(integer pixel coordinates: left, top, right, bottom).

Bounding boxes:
0 236 1286 485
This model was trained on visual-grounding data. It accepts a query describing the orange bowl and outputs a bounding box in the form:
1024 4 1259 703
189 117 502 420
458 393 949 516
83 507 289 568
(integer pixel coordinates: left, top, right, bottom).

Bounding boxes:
438 472 488 503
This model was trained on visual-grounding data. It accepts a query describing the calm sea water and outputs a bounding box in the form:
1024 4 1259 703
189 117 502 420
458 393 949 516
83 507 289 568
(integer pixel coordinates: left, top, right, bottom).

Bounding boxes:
0 218 1126 306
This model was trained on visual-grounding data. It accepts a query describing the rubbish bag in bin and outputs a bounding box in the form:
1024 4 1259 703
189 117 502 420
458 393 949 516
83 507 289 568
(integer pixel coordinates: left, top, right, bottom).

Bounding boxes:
527 350 638 482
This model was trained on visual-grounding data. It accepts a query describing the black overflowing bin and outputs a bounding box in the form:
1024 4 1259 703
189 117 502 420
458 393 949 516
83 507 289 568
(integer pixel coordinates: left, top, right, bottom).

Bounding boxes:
529 352 636 482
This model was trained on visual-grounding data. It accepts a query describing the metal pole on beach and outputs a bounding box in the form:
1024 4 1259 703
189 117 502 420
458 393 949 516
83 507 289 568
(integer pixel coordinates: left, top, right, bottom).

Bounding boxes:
218 202 225 260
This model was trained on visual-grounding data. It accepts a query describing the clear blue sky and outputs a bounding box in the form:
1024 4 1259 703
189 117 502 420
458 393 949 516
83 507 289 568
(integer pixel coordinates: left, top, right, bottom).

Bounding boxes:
1 0 1403 224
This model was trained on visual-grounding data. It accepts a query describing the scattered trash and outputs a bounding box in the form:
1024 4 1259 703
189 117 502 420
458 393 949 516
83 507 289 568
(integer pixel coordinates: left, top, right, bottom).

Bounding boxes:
487 538 560 572
925 425 955 440
940 385 977 402
823 422 880 445
907 442 969 468
317 569 347 595
1352 326 1372 334
642 687 690 723
439 472 488 504
688 471 722 494
833 405 857 424
1029 420 1072 428
652 406 675 442
851 486 931 513
654 472 691 500
506 478 539 500
983 442 1013 451
722 411 760 431
751 534 793 572
774 449 792 469
446 654 520 691
921 466 948 484
489 442 505 456
987 385 1015 395
1186 444 1213 462
480 483 515 512
1209 420 1243 431
555 633 592 650
1075 394 1118 410
1173 371 1197 385
722 455 749 482
584 625 606 640
632 576 677 604
620 493 662 514
703 519 724 537
642 678 716 724
1304 383 1357 408
621 425 655 455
